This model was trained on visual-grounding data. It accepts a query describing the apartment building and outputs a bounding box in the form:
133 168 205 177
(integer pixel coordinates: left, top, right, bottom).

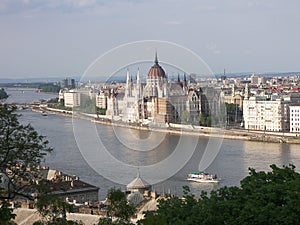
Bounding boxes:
243 96 290 131
96 91 107 109
290 104 300 133
64 90 81 107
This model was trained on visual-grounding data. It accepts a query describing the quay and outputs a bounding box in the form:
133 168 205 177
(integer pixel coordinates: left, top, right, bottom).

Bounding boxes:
29 104 300 144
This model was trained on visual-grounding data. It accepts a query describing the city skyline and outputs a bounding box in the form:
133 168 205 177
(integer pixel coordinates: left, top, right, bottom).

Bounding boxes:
0 0 300 78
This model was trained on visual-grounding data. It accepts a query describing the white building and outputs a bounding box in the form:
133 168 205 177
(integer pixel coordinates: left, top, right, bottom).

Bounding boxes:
64 90 81 107
243 96 290 131
290 105 300 133
96 91 107 109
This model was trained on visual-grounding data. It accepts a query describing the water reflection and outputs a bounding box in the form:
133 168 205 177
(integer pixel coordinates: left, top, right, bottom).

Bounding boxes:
17 108 300 199
96 125 179 166
242 141 297 172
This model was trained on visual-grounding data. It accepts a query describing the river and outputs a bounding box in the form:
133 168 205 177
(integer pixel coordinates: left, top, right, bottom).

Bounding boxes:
4 88 300 199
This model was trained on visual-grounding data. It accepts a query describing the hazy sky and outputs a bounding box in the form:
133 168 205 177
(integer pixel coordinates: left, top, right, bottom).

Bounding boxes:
0 0 300 79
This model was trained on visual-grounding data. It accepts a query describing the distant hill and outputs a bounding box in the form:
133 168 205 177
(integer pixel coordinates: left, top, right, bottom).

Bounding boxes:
0 77 62 84
0 71 299 84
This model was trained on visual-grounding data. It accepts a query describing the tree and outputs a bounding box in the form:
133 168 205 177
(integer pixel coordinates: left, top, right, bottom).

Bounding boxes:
38 84 61 93
0 201 17 225
96 107 106 116
0 104 53 199
98 188 136 225
198 113 206 126
75 95 96 114
0 103 52 223
198 113 212 127
34 190 82 225
138 186 197 225
180 110 190 124
138 164 300 225
0 88 8 101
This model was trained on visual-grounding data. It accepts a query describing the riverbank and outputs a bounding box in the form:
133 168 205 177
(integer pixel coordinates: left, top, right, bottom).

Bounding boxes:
32 106 300 144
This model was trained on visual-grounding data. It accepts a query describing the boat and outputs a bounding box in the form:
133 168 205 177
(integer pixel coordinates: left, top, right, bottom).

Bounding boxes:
187 171 219 183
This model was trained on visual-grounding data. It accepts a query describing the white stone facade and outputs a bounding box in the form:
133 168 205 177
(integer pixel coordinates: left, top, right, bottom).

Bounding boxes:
290 105 300 133
243 97 290 131
64 90 81 107
96 91 107 109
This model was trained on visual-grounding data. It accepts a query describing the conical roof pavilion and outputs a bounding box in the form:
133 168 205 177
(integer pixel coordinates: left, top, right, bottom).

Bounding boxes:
127 173 151 191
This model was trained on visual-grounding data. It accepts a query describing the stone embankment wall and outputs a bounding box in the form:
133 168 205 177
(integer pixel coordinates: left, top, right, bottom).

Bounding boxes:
32 106 300 144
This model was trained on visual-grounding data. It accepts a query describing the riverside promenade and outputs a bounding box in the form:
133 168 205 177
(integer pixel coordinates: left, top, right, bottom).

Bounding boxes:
32 105 300 144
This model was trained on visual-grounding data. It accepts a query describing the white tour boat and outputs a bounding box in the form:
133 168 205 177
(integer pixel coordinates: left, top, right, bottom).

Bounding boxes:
187 171 219 183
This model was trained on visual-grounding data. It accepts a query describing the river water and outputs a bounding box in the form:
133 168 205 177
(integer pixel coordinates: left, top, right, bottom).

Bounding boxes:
4 88 300 199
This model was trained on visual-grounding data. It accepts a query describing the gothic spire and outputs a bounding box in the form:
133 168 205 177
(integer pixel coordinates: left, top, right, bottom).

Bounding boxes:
126 68 130 84
137 68 140 81
154 50 158 64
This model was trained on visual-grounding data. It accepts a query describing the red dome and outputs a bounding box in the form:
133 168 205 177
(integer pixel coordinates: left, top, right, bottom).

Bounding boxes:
147 53 166 79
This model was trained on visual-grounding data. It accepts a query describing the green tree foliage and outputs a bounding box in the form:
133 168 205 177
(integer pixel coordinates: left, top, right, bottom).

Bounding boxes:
0 88 8 101
35 193 72 221
74 95 96 114
38 84 61 93
225 103 243 125
0 201 16 225
98 188 136 225
198 114 212 127
0 104 52 223
180 110 190 124
47 98 59 104
0 104 52 199
96 107 106 116
139 164 300 225
34 192 83 225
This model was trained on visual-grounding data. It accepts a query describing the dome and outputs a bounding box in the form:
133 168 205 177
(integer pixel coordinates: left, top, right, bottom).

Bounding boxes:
147 52 166 79
127 174 150 191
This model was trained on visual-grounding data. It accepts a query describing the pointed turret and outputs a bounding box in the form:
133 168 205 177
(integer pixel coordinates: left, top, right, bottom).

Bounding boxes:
183 73 187 92
137 68 141 82
136 68 142 99
177 74 181 83
126 68 130 84
125 68 132 97
154 50 158 64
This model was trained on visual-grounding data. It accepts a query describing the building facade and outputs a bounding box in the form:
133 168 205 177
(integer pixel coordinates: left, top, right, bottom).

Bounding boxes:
96 91 107 109
64 90 81 107
103 53 223 126
243 96 290 131
106 53 192 125
290 105 300 133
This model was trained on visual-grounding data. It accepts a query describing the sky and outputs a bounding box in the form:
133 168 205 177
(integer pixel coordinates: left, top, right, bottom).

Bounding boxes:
0 0 300 79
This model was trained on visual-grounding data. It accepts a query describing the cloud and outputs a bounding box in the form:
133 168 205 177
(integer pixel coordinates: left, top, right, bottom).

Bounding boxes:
206 43 221 55
0 0 109 14
163 20 182 26
64 0 98 8
246 0 272 9
191 5 217 12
